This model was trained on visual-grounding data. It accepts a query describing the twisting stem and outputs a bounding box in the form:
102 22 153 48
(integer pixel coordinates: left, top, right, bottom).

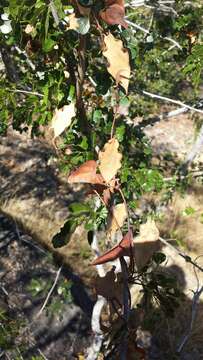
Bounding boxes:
111 88 120 139
119 187 130 231
120 257 131 360
76 35 92 139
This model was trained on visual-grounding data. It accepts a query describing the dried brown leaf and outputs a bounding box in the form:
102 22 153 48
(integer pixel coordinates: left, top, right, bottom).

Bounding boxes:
98 138 122 183
102 33 130 93
107 203 127 237
92 230 133 266
68 160 104 184
51 103 75 138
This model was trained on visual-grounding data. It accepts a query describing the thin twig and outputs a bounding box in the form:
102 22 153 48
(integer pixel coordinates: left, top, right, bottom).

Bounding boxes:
14 45 36 71
126 19 182 49
38 348 49 360
143 90 203 114
159 106 188 119
49 0 60 26
118 188 130 231
86 198 106 360
159 237 203 273
36 265 62 318
182 124 203 168
7 89 43 98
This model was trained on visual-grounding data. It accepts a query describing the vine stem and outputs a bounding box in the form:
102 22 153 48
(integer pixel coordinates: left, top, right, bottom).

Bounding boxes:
110 87 120 139
120 256 131 360
118 187 130 231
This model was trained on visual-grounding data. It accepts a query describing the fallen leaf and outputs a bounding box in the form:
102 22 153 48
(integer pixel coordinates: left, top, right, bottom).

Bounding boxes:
99 138 122 183
51 103 75 138
102 33 130 93
133 219 160 270
68 160 104 184
107 203 127 237
92 230 133 265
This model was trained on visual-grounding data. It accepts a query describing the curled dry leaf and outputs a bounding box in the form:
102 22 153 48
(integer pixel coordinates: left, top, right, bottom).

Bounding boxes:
51 103 75 138
68 160 104 184
92 229 133 265
133 219 160 270
100 2 128 29
107 202 127 237
102 33 130 93
98 137 122 183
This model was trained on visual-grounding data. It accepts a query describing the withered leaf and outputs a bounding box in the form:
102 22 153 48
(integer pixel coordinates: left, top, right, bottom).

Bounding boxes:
102 33 130 93
107 203 127 237
92 230 133 265
68 160 104 184
100 3 128 29
98 138 122 183
51 103 75 138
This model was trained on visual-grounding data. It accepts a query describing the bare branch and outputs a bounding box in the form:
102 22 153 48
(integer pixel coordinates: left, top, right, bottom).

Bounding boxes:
49 0 60 26
15 45 36 71
7 89 43 98
182 124 203 167
159 237 203 273
142 90 203 114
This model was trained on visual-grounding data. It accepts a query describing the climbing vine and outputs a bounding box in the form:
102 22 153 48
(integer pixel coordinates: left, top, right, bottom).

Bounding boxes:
0 0 203 358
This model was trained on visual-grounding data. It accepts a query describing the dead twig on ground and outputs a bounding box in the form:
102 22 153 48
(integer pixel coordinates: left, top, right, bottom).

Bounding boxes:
36 265 62 318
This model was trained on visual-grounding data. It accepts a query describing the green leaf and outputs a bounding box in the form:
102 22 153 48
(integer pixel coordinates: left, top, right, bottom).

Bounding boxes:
69 202 91 215
52 219 77 248
79 136 88 150
93 109 102 123
42 37 56 52
182 207 196 216
153 252 166 265
116 124 125 142
35 0 45 9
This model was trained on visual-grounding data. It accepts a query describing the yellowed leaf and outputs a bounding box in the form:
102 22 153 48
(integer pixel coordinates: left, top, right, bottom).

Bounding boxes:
51 103 75 138
98 138 122 183
133 219 160 270
107 203 127 237
102 33 130 93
